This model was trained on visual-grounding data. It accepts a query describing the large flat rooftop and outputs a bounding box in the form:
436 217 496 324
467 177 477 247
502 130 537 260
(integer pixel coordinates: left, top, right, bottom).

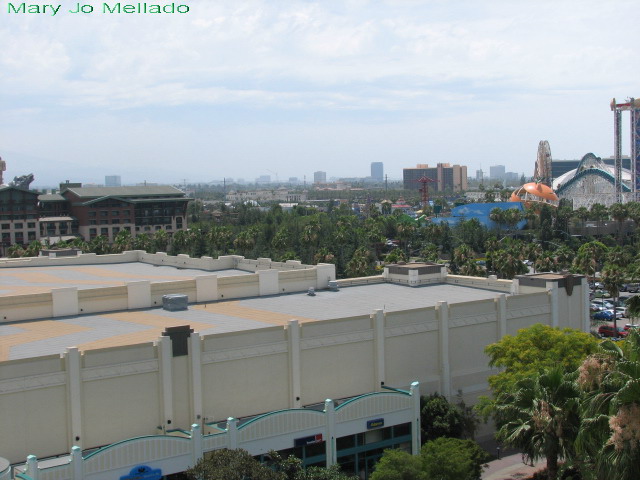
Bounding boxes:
0 282 506 361
0 262 249 296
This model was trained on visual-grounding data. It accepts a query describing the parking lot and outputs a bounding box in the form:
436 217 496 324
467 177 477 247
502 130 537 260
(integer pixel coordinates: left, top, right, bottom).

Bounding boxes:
590 282 639 339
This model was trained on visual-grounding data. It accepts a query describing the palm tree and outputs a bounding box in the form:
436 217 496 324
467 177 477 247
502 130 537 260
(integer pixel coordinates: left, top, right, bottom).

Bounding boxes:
572 241 608 285
495 367 581 480
153 229 169 253
590 204 609 237
503 208 523 235
573 207 590 232
625 295 640 326
576 329 640 480
601 263 624 330
489 208 505 237
609 203 629 244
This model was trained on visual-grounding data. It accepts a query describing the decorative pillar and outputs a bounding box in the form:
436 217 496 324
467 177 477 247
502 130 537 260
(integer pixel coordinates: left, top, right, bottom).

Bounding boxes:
65 347 83 450
227 418 238 449
159 336 174 429
190 333 203 425
324 400 336 467
191 424 203 465
71 446 83 480
26 455 38 480
410 382 421 455
495 294 507 339
373 309 385 390
437 301 451 399
288 320 302 408
547 283 559 328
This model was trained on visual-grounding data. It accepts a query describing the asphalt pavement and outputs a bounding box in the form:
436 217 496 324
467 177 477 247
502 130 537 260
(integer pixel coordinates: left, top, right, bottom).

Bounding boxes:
482 453 542 480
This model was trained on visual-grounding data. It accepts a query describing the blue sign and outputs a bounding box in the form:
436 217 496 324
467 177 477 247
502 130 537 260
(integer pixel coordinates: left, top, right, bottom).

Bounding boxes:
367 418 384 429
120 465 162 480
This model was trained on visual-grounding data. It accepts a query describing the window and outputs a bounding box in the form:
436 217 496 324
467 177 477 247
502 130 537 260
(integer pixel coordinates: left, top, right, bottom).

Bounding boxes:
123 210 130 216
112 219 120 224
14 223 23 229
27 222 35 228
100 211 108 217
89 211 96 217
100 220 108 225
89 220 97 225
1 224 9 229
113 227 120 234
112 211 119 216
89 228 97 235
101 228 109 235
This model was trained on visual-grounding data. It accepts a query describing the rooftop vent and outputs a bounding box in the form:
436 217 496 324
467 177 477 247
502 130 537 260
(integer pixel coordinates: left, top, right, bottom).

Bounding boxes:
328 281 339 292
163 294 188 311
307 287 316 296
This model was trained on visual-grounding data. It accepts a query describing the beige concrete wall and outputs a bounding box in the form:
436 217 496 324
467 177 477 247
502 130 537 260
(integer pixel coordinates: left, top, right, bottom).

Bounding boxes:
78 287 128 314
0 355 69 462
0 293 53 322
1 285 589 464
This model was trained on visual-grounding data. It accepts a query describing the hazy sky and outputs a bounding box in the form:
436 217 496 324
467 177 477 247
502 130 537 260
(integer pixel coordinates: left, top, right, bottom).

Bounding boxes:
1 0 638 187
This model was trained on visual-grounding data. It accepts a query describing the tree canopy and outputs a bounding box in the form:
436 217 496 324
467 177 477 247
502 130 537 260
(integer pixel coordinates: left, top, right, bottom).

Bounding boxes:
485 324 599 396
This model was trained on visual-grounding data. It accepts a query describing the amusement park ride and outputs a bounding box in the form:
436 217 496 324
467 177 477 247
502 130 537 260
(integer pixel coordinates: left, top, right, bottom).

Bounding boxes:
611 97 640 202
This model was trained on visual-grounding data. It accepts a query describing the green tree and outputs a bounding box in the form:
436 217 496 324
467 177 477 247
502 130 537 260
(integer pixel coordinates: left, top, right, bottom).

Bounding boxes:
484 324 598 396
420 437 489 480
370 449 425 480
186 448 280 480
420 393 465 442
495 367 581 480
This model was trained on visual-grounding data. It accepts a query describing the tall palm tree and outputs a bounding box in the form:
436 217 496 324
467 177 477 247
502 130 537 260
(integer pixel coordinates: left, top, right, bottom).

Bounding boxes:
590 204 609 237
495 367 581 480
576 329 640 480
601 263 624 330
609 203 629 244
625 294 640 326
572 241 608 285
489 208 505 237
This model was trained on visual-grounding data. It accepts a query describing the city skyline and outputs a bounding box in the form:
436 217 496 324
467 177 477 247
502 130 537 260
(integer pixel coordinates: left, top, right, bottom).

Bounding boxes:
1 0 638 187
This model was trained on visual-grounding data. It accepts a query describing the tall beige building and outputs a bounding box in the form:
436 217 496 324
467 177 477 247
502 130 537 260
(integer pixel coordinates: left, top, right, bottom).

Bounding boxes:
403 163 468 192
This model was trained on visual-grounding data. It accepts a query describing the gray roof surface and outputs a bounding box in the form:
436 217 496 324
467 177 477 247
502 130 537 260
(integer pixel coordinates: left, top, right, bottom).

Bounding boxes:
0 263 249 296
38 193 66 201
3 281 506 360
65 186 185 198
239 283 502 320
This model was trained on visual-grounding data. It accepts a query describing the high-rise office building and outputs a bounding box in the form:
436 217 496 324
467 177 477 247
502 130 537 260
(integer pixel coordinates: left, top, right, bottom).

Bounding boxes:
105 175 121 187
476 169 484 182
314 171 327 184
370 162 384 182
489 165 505 180
402 164 468 192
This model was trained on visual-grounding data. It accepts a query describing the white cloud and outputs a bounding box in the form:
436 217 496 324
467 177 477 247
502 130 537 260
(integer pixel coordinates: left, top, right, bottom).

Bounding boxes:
0 0 638 183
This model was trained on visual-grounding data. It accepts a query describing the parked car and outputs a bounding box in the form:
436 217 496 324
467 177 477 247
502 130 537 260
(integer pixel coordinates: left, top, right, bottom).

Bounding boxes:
603 309 624 319
593 310 615 321
594 290 610 298
590 303 605 312
598 324 629 338
627 284 640 293
624 324 639 331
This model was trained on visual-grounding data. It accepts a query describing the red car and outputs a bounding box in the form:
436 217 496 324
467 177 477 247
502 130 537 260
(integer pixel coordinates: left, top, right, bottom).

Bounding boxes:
598 325 628 338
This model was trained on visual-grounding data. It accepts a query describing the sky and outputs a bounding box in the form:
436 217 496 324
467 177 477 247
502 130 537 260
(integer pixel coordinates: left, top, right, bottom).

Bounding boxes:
0 0 638 188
